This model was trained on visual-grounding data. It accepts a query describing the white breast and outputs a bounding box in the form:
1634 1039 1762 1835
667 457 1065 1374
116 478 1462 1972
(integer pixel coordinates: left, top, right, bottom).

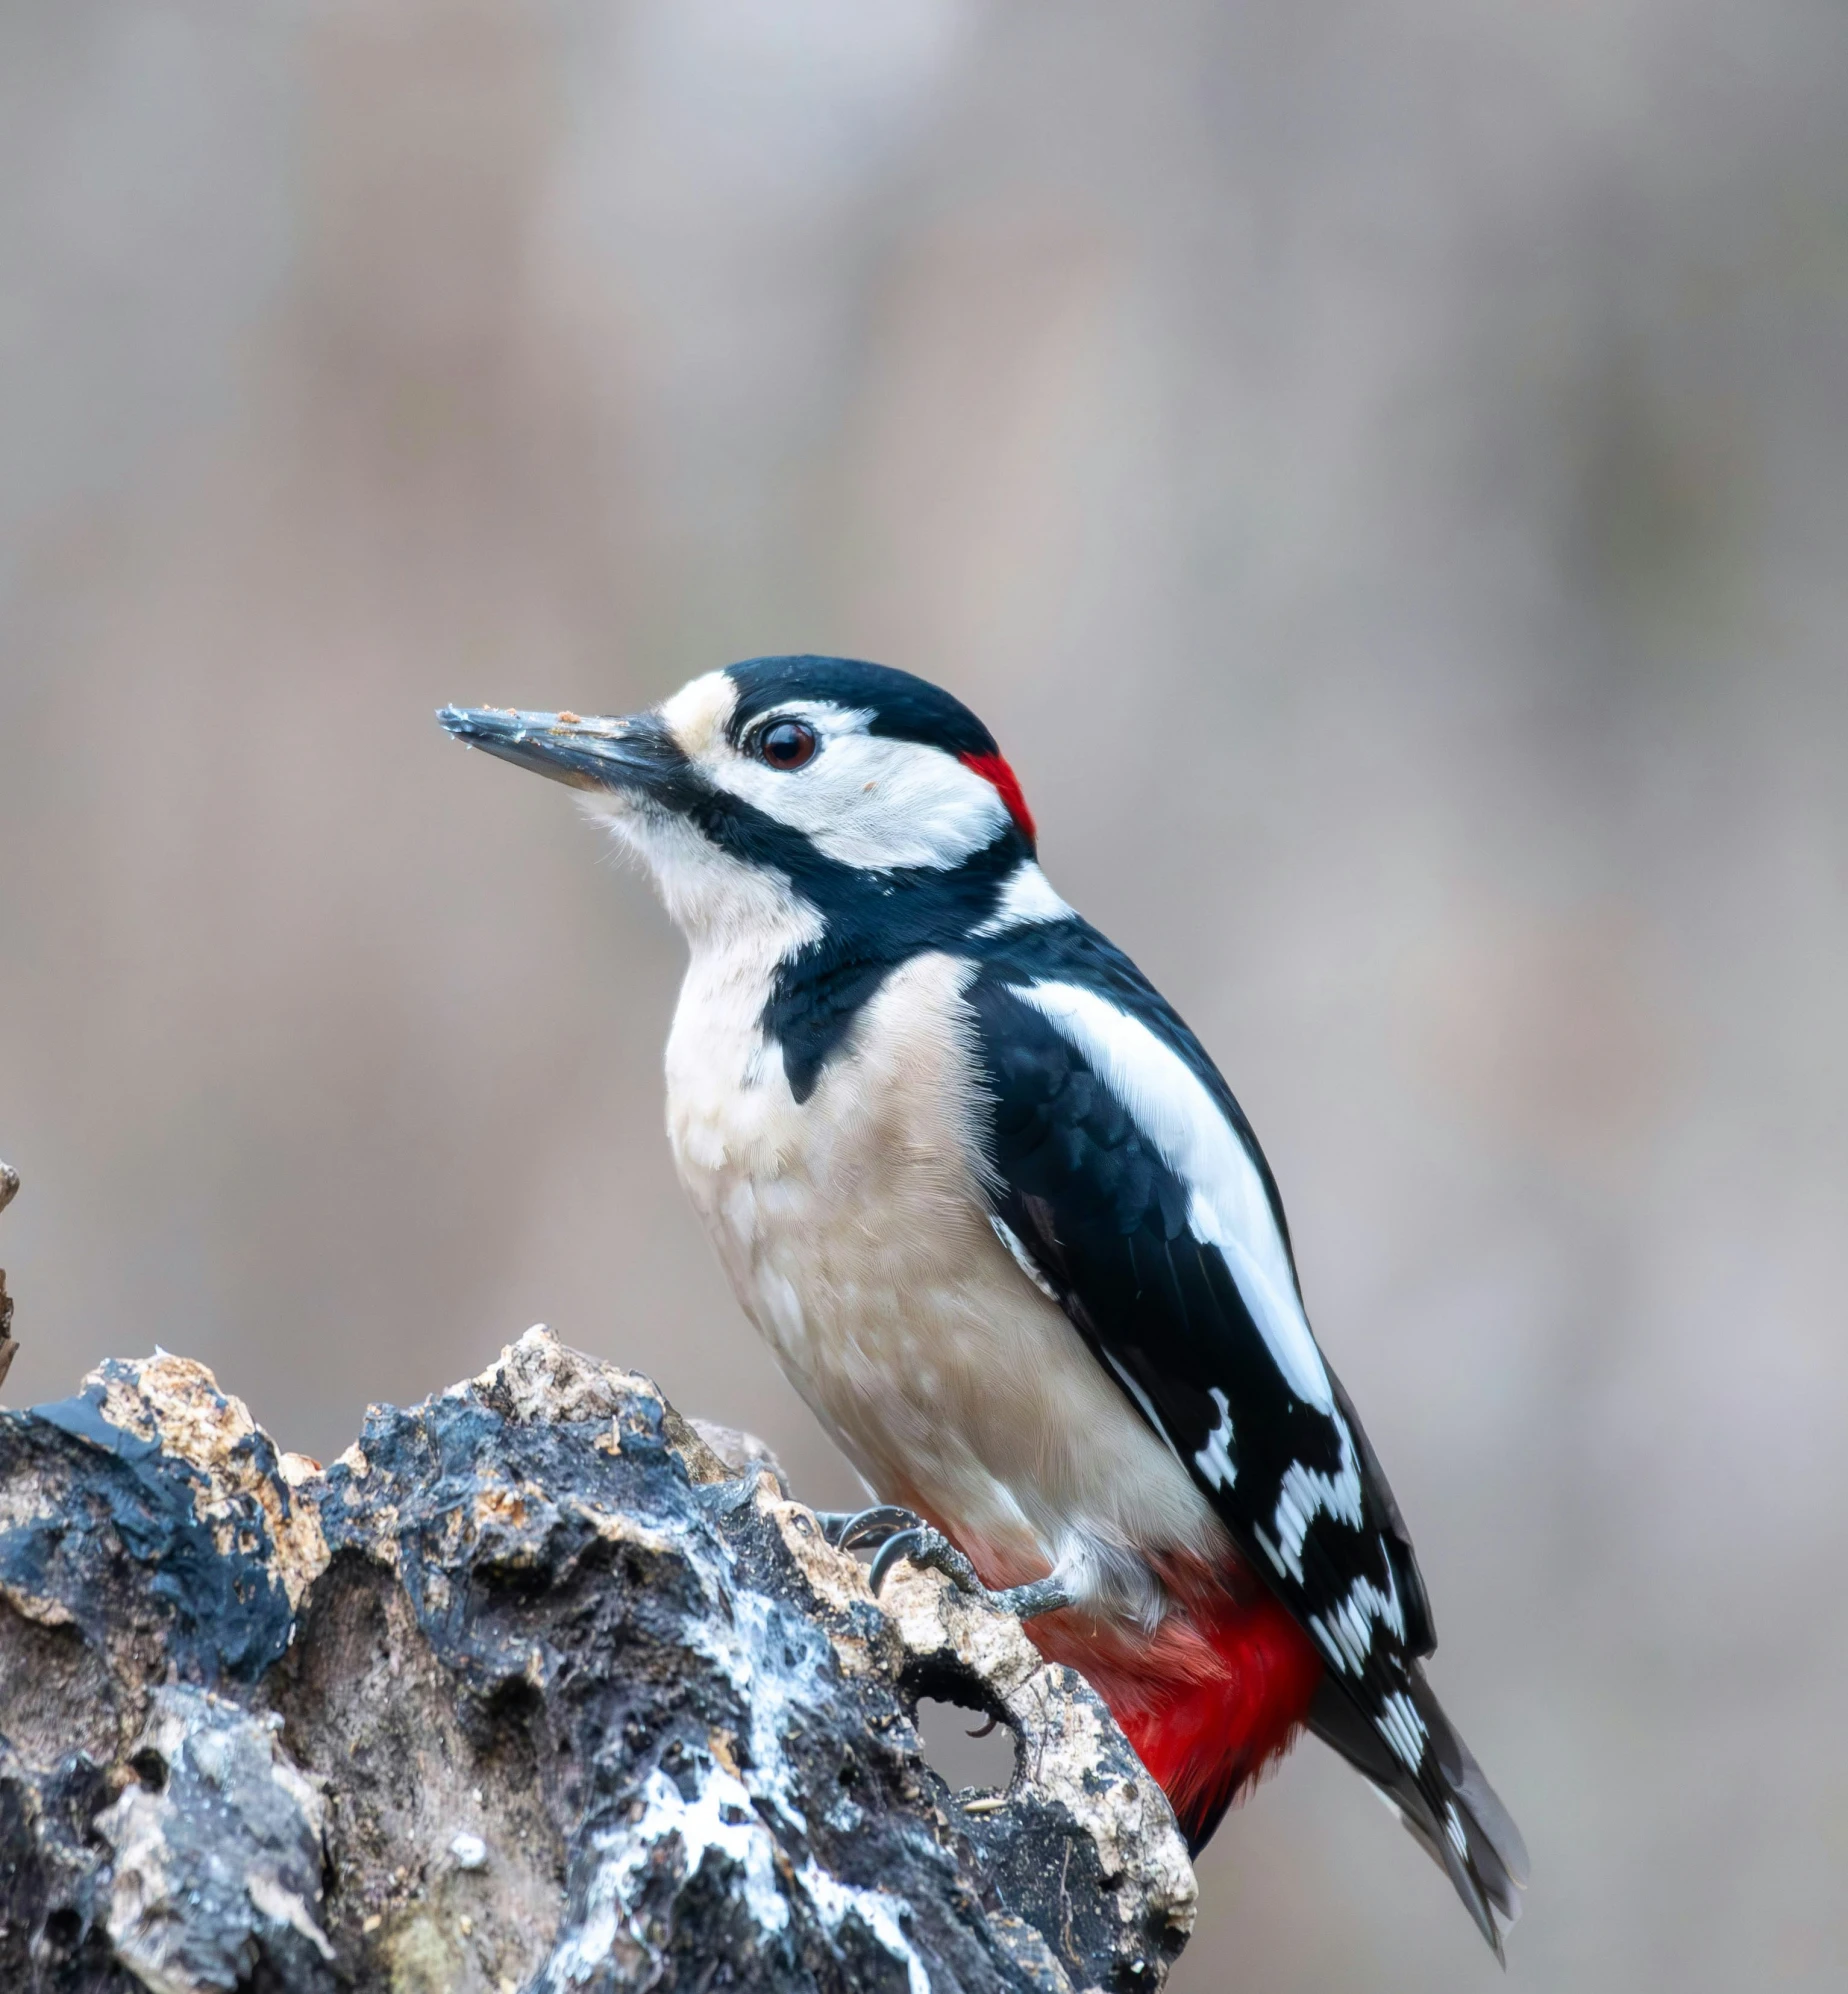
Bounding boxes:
664 944 1228 1621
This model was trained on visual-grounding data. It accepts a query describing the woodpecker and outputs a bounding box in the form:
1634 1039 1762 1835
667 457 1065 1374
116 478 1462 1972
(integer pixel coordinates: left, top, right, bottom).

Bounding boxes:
440 657 1527 1954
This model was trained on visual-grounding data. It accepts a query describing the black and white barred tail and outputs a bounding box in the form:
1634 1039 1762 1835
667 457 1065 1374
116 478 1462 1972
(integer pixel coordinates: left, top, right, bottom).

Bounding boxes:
1309 1669 1529 1960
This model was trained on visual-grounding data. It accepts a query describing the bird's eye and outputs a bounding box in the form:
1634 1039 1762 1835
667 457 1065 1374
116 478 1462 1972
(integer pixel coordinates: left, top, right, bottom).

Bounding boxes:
756 720 817 770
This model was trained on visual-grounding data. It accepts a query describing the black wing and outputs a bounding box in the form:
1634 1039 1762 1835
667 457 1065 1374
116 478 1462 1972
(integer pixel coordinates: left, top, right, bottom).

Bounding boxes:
963 918 1524 1949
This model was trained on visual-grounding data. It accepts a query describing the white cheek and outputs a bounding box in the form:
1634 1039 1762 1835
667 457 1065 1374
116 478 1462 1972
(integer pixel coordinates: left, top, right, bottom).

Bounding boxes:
579 795 818 949
711 734 1008 872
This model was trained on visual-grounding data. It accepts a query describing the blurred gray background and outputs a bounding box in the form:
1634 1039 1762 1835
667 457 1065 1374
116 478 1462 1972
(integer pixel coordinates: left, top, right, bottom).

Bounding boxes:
4 2 1846 1988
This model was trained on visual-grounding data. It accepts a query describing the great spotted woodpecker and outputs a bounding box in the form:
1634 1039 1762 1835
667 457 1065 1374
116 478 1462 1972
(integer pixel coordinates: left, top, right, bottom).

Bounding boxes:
440 657 1528 1954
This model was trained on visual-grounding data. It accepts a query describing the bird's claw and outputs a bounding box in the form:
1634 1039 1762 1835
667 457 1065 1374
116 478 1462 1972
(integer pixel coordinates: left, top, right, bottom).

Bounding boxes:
818 1507 984 1594
815 1504 919 1552
819 1503 1075 1623
868 1523 982 1597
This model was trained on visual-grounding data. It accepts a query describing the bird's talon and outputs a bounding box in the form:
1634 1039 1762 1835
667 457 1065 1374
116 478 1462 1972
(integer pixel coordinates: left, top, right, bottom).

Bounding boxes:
866 1522 987 1597
817 1504 920 1551
868 1526 934 1594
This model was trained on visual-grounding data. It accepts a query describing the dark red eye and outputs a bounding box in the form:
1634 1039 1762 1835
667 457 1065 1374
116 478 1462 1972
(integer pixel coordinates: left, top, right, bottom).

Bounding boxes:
756 719 817 770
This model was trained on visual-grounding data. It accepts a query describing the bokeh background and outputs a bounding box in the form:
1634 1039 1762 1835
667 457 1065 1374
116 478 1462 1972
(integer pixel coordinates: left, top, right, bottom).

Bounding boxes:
5 2 1847 1987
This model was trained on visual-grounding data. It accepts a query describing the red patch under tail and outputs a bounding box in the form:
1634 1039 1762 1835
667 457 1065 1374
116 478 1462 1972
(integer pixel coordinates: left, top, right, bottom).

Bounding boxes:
1023 1569 1324 1853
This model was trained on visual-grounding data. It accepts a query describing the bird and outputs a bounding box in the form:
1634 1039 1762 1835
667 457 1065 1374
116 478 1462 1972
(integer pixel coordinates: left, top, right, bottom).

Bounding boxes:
439 656 1528 1955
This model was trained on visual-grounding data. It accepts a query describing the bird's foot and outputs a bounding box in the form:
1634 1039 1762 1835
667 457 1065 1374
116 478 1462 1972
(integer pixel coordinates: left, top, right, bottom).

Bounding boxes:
816 1504 918 1552
818 1505 1074 1623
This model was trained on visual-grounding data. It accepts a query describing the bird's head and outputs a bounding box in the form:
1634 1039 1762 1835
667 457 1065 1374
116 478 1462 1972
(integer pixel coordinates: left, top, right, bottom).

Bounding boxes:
440 656 1051 948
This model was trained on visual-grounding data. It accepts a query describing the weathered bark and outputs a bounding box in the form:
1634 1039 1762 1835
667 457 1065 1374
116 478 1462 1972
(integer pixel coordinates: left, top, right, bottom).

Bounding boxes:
0 1327 1195 1992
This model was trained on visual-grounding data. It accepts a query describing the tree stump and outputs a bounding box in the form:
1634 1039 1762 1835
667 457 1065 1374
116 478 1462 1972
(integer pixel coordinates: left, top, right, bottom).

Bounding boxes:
0 1326 1195 1991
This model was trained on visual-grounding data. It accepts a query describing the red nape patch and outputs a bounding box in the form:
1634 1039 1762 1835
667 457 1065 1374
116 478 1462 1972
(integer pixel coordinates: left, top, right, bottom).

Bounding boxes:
959 751 1036 846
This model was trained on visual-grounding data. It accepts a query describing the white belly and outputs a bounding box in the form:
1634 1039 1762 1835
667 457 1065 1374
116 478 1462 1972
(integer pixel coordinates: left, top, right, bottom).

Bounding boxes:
664 945 1227 1618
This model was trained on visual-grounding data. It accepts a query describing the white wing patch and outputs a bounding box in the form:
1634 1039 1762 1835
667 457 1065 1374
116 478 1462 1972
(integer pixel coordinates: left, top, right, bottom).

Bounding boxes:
1258 1420 1365 1584
1009 980 1334 1412
1193 1387 1236 1492
1309 1567 1408 1675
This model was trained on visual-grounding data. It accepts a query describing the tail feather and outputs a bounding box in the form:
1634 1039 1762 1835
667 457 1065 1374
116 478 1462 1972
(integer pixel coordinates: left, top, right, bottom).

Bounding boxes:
1309 1670 1527 1959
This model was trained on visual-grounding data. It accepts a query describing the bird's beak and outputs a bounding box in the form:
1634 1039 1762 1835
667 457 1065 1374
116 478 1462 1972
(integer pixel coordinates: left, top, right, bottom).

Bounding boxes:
437 705 685 796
